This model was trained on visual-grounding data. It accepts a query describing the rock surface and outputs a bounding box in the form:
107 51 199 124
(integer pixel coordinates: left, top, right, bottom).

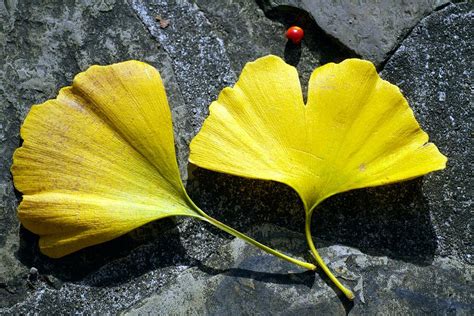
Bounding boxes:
0 0 473 314
258 0 449 65
129 225 473 315
381 2 473 266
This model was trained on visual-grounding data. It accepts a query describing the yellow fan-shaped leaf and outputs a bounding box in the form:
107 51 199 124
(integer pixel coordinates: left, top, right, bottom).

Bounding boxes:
189 55 447 300
190 55 447 212
11 61 200 258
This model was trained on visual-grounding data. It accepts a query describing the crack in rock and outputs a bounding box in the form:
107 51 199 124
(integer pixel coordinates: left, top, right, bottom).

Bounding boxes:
130 0 236 135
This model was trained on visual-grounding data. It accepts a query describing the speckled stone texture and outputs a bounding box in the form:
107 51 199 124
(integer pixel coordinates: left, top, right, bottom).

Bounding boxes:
0 0 473 314
381 3 473 266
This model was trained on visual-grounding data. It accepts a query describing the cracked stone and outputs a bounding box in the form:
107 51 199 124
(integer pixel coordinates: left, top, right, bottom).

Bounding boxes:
127 225 473 315
258 0 449 65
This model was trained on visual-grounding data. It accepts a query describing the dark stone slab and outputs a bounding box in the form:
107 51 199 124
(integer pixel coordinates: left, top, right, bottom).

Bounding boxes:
193 0 357 99
381 2 473 265
258 0 449 65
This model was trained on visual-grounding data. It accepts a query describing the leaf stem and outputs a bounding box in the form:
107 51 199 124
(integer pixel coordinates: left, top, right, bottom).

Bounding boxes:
305 212 355 300
198 212 316 271
181 188 315 271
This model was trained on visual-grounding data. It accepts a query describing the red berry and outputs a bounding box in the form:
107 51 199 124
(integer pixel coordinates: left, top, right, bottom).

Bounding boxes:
286 26 304 44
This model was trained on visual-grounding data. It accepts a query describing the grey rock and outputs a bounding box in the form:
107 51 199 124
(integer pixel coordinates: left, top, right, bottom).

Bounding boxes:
381 2 473 265
193 0 356 101
129 0 236 158
128 225 474 315
258 0 449 65
0 0 473 314
0 0 193 311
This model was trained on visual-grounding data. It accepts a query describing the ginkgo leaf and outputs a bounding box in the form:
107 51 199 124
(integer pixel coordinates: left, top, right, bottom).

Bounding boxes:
190 55 447 211
11 60 316 272
189 55 447 299
11 61 200 258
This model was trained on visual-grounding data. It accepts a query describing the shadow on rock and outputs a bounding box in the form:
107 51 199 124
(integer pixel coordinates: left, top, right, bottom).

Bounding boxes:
15 170 436 288
312 178 436 265
187 167 307 238
189 168 436 266
16 218 196 286
197 261 315 289
284 40 302 67
259 4 359 66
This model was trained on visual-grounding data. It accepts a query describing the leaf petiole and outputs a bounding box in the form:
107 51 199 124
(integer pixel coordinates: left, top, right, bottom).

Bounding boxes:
199 212 316 271
305 211 355 300
182 187 316 271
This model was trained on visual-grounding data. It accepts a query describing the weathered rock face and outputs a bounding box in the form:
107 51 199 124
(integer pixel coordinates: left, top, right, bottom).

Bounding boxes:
258 0 449 65
128 225 473 315
0 0 472 314
381 3 473 266
0 1 179 310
